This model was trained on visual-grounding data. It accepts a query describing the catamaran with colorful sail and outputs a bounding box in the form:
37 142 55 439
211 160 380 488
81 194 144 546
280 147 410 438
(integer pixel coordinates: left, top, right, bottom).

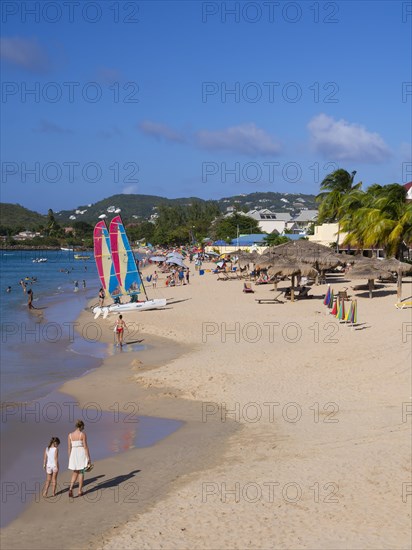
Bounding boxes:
93 216 166 318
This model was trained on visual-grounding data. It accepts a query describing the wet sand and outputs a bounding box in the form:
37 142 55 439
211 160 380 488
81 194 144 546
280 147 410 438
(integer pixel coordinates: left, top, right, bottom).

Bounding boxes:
1 305 239 550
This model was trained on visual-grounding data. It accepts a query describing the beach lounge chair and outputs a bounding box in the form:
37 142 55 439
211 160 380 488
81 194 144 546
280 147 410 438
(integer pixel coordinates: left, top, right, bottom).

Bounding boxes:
395 301 412 309
243 282 254 293
255 291 283 304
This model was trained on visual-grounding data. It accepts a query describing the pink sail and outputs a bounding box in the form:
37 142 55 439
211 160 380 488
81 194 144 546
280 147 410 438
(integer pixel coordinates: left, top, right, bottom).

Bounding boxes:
94 220 118 297
93 221 109 290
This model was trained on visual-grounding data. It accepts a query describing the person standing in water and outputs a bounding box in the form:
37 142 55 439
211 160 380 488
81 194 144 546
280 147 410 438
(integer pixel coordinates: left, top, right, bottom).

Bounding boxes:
27 289 34 309
68 420 91 498
115 314 127 347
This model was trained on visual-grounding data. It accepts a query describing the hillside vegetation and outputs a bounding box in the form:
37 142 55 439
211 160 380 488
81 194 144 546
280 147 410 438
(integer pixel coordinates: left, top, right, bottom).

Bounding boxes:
0 203 46 230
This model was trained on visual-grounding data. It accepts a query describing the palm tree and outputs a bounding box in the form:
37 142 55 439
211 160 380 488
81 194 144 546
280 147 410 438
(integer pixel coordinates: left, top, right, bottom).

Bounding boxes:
341 184 412 258
316 169 362 251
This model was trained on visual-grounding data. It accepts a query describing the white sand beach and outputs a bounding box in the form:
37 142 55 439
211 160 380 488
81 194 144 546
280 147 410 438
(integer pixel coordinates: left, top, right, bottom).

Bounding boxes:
3 264 411 550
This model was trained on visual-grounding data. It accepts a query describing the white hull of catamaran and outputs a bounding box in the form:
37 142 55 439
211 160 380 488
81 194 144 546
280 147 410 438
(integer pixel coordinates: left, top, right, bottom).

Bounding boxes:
93 298 167 319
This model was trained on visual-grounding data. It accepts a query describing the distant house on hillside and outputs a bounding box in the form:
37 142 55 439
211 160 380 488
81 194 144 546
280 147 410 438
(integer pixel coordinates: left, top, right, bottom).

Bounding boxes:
13 231 42 241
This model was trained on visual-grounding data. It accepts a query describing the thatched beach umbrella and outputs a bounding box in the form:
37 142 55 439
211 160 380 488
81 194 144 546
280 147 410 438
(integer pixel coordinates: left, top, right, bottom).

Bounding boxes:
266 240 343 283
237 251 259 269
377 259 412 300
347 256 411 299
266 259 318 301
346 263 393 299
254 254 275 270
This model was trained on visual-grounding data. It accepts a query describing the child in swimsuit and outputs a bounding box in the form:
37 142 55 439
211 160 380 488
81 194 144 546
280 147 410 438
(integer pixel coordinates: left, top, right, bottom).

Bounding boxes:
42 436 60 497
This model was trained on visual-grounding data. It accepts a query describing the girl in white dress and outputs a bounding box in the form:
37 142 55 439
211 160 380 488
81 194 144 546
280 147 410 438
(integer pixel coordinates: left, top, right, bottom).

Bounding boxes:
68 420 91 498
42 437 60 497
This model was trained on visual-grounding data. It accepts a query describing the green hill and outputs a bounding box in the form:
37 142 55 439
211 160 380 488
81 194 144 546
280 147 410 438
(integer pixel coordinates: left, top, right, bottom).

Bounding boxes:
55 192 317 225
218 192 317 212
0 203 46 229
1 192 318 230
55 194 201 224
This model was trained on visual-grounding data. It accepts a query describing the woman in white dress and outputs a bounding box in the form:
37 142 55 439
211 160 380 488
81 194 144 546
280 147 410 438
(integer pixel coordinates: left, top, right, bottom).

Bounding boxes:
68 420 91 498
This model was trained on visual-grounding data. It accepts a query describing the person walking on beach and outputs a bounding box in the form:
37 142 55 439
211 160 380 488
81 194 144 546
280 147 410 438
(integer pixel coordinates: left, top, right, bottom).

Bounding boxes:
153 271 158 288
68 420 91 498
42 437 60 498
27 288 34 309
186 269 190 284
115 314 127 347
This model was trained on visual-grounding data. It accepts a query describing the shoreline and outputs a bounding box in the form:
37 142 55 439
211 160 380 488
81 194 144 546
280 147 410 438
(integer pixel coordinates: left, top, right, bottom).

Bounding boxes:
1 286 240 549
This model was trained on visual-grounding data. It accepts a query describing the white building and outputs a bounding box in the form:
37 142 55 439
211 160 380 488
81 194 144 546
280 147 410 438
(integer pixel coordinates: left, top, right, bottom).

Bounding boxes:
245 209 292 234
13 231 42 241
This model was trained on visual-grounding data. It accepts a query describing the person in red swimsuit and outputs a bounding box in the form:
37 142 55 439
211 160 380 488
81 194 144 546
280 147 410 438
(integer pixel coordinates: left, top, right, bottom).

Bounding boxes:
115 314 127 347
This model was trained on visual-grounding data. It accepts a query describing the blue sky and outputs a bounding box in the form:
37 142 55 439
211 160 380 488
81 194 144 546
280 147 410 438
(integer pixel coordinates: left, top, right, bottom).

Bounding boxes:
1 0 411 213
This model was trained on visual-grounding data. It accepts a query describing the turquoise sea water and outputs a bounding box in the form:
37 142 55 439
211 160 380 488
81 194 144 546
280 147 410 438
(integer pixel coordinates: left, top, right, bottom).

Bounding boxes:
0 249 102 402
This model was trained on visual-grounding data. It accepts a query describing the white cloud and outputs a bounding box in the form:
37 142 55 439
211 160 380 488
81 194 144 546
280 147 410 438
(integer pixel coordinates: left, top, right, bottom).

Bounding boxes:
0 36 50 73
138 120 185 143
308 114 390 163
195 123 282 156
138 120 281 157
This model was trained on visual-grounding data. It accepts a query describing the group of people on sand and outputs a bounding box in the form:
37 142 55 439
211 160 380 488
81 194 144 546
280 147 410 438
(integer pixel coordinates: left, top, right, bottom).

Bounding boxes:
165 268 190 287
42 420 92 499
